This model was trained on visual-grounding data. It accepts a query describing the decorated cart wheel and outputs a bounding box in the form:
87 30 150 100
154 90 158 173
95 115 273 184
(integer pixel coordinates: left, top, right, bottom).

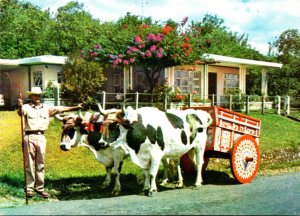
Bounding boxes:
230 135 260 184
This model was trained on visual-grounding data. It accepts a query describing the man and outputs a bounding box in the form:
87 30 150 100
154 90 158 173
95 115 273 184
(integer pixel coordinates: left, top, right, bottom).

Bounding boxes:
17 87 83 198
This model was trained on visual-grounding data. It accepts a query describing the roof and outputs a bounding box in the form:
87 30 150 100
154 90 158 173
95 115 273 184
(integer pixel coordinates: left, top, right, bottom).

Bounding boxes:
18 55 67 65
0 55 68 71
204 54 283 68
0 54 283 70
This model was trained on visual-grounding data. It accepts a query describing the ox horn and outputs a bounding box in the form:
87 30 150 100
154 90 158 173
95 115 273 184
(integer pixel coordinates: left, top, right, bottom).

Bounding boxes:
54 114 64 121
97 103 107 115
121 98 131 115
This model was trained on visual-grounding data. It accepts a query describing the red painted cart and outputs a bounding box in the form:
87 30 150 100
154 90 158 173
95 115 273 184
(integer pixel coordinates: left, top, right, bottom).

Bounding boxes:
181 106 261 184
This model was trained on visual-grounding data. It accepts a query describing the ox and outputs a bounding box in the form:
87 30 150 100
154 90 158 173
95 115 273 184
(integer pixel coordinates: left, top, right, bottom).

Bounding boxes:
99 106 212 196
55 109 127 195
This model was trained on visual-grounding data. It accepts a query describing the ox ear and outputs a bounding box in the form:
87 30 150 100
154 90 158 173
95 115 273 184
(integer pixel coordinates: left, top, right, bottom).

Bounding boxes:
54 114 65 121
97 103 107 115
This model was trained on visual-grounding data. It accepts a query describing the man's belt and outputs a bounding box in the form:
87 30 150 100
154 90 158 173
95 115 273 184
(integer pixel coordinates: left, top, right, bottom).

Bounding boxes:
25 131 45 135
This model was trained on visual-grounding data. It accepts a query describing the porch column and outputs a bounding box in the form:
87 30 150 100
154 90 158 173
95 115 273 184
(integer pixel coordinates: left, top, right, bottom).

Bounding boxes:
165 67 175 89
123 66 133 94
261 68 268 96
200 64 209 99
239 65 246 94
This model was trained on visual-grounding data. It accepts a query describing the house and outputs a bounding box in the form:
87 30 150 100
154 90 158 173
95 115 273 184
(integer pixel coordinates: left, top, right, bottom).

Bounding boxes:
0 55 66 109
0 54 282 109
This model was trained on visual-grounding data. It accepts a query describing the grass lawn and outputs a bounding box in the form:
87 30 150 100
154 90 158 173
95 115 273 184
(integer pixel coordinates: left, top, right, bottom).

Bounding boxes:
0 110 299 207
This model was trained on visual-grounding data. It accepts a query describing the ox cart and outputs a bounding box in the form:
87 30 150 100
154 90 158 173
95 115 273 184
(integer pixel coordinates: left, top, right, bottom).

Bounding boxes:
181 106 261 184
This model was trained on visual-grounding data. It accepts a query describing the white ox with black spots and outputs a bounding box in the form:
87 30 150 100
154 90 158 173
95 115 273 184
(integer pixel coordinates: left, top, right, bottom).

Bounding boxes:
99 106 212 196
55 109 127 196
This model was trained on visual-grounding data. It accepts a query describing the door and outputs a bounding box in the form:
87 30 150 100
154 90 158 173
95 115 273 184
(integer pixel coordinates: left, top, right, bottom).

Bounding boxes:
208 72 217 104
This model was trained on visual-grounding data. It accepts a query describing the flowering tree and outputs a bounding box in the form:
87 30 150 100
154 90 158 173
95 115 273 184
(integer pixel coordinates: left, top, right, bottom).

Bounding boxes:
82 15 212 93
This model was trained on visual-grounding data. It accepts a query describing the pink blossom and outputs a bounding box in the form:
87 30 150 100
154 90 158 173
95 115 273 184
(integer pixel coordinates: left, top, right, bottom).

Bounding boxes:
127 50 131 54
129 46 139 52
94 44 102 49
118 54 123 58
134 36 143 43
145 50 151 57
156 53 163 58
123 60 129 65
113 59 119 65
108 54 115 59
155 34 164 42
158 47 164 53
90 52 97 57
129 58 135 63
146 33 156 41
138 44 144 49
150 45 157 52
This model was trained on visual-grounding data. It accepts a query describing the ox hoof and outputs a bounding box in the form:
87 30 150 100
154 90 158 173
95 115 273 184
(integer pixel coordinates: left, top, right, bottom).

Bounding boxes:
100 184 109 189
175 184 184 189
143 189 157 197
144 189 156 197
193 183 203 190
111 191 120 196
160 180 168 187
144 189 150 196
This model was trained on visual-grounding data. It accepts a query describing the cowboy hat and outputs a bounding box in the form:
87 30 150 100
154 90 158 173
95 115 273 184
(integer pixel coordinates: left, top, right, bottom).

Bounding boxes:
27 87 44 95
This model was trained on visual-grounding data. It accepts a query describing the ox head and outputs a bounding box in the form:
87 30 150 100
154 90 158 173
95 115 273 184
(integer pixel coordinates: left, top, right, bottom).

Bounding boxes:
55 110 88 151
97 103 131 148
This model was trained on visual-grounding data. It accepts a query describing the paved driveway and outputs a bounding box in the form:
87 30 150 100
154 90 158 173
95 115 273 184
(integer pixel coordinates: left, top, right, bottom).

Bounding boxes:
1 172 299 215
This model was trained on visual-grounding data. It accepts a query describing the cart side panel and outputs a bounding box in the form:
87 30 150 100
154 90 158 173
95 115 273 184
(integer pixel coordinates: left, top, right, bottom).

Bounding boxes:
182 106 261 153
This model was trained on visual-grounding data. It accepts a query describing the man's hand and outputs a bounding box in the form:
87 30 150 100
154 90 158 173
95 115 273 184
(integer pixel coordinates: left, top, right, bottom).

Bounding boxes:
77 103 84 110
18 99 24 107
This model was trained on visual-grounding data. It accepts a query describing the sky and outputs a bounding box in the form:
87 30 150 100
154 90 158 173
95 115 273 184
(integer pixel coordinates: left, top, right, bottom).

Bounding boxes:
25 0 300 55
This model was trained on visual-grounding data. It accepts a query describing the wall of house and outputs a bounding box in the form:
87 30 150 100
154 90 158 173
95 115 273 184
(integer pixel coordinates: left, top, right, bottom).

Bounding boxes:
30 64 62 88
7 66 28 108
3 64 62 109
208 65 239 96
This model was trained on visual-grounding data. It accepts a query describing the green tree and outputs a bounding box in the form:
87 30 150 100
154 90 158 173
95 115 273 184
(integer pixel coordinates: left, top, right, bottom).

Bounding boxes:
50 1 103 55
269 29 300 96
0 0 53 58
62 51 106 104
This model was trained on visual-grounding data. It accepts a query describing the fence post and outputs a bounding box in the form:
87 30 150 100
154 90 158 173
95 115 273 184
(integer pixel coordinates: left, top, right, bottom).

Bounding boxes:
229 95 232 110
164 94 168 111
212 94 215 106
135 92 139 109
102 91 106 110
54 83 60 106
246 95 249 115
284 95 290 116
261 95 265 115
276 95 281 115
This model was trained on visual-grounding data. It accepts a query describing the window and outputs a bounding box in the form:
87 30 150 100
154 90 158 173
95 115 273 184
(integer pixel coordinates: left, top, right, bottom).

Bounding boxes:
224 73 239 91
33 71 43 89
113 73 124 93
57 71 63 83
174 69 200 93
